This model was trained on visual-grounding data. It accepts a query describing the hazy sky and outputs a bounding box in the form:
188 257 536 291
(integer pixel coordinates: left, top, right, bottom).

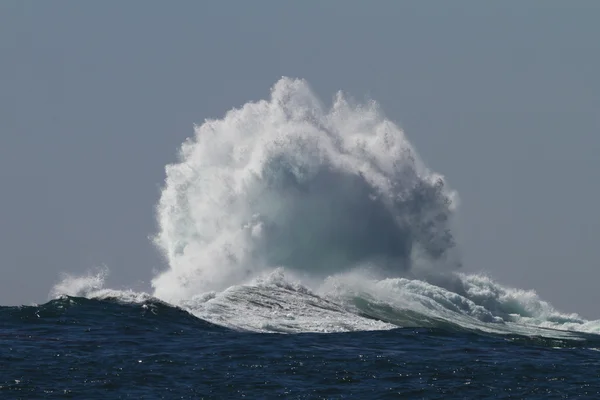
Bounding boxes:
1 1 599 318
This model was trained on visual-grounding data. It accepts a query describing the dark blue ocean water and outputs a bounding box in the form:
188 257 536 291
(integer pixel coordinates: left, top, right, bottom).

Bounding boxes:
2 297 599 399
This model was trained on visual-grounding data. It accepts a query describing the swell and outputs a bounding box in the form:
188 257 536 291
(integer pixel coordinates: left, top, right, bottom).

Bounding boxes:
4 297 598 353
0 296 224 334
34 271 600 341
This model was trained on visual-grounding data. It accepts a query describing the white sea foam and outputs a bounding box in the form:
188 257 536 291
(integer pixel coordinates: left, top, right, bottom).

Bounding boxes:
152 77 458 303
50 78 600 337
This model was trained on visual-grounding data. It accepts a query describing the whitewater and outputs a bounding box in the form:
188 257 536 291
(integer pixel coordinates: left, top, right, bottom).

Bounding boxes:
51 77 600 338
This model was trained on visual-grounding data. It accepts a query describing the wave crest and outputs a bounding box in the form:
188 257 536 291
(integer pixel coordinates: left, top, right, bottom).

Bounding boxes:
152 77 458 302
47 78 600 339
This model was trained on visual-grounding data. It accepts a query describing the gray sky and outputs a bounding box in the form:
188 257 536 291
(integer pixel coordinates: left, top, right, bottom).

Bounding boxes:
1 1 599 318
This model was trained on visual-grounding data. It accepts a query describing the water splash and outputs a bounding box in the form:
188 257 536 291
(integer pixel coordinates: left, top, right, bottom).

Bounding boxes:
47 77 600 338
152 77 459 302
49 267 108 299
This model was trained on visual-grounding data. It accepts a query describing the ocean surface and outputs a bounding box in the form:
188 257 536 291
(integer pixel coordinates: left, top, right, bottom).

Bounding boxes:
2 296 600 399
3 78 599 398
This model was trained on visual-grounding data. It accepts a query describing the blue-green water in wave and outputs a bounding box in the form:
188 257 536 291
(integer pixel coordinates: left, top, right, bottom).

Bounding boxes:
2 297 599 399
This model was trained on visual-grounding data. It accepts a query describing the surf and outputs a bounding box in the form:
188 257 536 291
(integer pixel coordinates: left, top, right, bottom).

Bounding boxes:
151 77 458 301
50 77 600 337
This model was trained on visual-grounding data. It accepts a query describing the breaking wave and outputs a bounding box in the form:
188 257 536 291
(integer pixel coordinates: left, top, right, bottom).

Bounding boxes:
50 78 600 337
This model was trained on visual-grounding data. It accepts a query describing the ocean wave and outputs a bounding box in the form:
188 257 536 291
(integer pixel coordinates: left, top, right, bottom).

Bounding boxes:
49 267 600 338
151 77 459 302
48 77 600 339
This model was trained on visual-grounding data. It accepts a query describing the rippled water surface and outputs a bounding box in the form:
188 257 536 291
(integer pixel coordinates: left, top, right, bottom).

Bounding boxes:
2 298 599 399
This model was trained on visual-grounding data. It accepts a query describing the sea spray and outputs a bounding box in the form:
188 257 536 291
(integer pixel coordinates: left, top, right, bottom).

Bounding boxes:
48 78 600 336
152 77 459 302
